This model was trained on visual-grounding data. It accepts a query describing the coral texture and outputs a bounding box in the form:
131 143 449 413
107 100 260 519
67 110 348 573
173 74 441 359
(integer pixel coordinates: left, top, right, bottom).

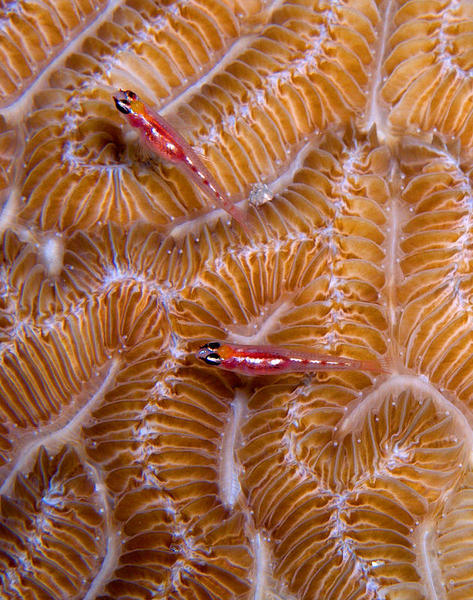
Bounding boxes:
1 0 473 599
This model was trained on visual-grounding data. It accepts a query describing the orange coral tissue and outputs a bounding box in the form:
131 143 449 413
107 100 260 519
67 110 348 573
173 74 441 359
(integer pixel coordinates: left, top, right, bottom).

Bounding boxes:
1 1 473 599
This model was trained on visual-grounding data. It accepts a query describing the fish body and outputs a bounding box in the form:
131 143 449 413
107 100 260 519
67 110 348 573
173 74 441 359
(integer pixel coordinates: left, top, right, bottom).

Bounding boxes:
113 89 249 230
197 342 386 375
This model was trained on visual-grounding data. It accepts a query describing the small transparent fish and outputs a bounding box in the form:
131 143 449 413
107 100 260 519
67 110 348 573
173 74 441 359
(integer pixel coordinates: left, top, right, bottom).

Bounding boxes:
197 342 387 375
113 89 250 230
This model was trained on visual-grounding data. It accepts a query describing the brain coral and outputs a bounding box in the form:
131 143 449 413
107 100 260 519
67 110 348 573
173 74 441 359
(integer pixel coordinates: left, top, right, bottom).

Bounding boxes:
1 0 473 599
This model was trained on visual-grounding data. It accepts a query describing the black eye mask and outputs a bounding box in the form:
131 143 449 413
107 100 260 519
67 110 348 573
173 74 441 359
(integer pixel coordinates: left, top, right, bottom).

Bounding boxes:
114 97 131 115
200 352 222 366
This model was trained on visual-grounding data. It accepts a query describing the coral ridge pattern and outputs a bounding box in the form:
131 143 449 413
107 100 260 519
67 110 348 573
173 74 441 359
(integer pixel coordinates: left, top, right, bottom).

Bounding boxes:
0 0 473 599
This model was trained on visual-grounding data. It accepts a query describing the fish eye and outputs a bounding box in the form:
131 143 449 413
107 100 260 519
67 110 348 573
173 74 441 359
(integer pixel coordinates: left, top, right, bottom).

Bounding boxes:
200 352 222 366
206 342 221 350
124 89 137 101
114 97 131 115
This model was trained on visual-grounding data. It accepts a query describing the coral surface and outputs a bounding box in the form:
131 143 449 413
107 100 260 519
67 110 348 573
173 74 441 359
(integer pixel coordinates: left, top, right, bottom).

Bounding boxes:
1 0 473 599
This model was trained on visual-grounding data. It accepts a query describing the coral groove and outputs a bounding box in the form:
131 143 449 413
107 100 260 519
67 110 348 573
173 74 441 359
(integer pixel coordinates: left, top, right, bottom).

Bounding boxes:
1 1 473 599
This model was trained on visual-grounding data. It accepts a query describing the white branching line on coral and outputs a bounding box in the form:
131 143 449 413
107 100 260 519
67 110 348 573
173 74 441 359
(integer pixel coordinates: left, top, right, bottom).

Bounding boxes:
251 531 271 600
416 519 445 600
80 452 121 600
0 358 120 496
219 389 246 508
0 185 21 235
228 300 292 345
175 1 343 159
1 0 124 120
336 374 473 458
365 0 395 139
0 360 122 600
385 158 401 366
159 0 289 121
261 138 316 197
162 35 269 120
167 201 249 240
